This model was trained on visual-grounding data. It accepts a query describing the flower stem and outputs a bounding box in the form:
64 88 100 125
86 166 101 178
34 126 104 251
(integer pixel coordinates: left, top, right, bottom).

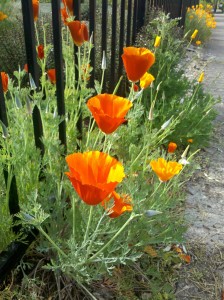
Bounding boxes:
87 213 140 262
83 205 93 244
38 226 67 258
72 195 76 241
113 76 123 95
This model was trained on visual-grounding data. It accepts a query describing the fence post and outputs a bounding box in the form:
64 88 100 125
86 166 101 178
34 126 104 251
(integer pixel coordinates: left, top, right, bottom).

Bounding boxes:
89 0 96 88
110 0 117 92
132 0 138 44
21 0 39 89
126 0 132 46
102 0 108 92
51 0 67 151
137 0 146 31
180 0 187 27
118 0 126 83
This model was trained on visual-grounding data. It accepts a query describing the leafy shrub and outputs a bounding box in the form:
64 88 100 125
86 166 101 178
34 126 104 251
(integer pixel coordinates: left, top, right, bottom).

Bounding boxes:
184 3 216 44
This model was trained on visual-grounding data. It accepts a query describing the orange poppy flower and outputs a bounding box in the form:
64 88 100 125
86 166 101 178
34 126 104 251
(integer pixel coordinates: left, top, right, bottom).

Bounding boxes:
68 20 89 47
122 47 155 82
61 7 69 25
133 84 139 92
140 72 155 89
32 0 39 22
37 44 44 59
150 158 182 182
87 94 133 134
24 63 28 73
102 191 133 218
187 139 193 143
1 72 8 93
65 151 125 205
168 142 177 153
0 11 8 21
65 0 73 14
47 69 56 84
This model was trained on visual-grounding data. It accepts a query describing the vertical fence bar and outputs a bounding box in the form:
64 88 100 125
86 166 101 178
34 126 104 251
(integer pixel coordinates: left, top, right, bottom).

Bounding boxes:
182 0 192 26
0 77 20 220
0 77 8 128
51 0 67 151
126 0 132 46
132 0 138 44
137 0 146 31
21 0 39 89
118 0 126 84
89 0 96 88
32 105 45 157
110 0 117 92
101 0 108 92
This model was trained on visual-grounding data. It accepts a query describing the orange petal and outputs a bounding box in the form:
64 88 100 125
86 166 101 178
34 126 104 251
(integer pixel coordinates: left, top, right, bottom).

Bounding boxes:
122 47 155 82
87 94 132 134
32 0 39 21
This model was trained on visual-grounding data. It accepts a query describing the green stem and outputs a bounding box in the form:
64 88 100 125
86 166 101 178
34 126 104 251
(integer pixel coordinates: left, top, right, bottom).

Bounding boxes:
86 119 95 147
87 213 140 262
38 226 67 258
128 82 135 101
86 213 105 259
72 195 76 240
113 76 123 95
83 206 94 244
93 129 102 149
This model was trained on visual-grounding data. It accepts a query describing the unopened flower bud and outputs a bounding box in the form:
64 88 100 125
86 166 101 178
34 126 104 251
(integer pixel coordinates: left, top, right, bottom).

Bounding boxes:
101 50 106 70
29 73 37 90
161 117 172 130
15 95 22 109
0 120 9 139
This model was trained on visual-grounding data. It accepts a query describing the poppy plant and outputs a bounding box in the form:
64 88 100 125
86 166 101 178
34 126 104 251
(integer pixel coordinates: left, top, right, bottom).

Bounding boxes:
32 0 39 22
65 151 125 205
140 72 155 89
150 158 182 182
122 47 155 82
87 94 133 134
68 20 89 47
102 191 133 218
168 142 177 153
0 72 8 93
37 45 44 60
47 69 56 84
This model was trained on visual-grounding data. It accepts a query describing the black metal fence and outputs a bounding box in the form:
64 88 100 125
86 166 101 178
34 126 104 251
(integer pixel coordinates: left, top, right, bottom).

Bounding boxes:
0 0 199 282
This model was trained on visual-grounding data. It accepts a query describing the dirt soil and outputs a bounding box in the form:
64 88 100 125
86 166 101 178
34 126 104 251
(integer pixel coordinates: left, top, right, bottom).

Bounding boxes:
175 13 224 300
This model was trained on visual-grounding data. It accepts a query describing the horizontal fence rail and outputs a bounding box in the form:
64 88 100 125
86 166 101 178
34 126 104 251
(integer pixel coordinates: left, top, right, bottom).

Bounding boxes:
0 0 200 283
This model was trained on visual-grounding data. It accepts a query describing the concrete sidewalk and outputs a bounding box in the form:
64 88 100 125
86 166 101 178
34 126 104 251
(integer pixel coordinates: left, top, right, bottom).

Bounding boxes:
203 14 224 101
176 13 224 300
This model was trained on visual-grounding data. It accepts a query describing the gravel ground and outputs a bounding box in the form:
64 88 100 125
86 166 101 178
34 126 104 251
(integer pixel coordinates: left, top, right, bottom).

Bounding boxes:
176 13 224 300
